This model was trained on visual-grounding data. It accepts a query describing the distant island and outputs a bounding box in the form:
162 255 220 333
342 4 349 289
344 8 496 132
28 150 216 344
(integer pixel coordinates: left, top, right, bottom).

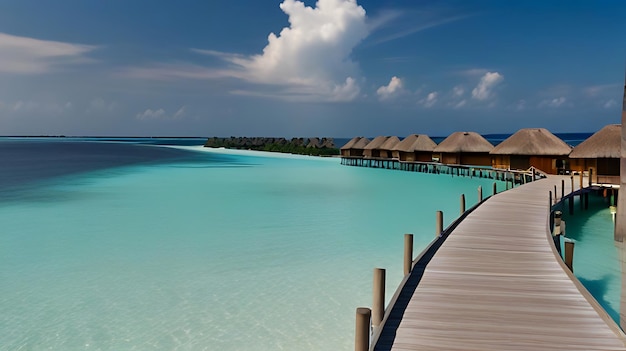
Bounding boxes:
204 137 339 156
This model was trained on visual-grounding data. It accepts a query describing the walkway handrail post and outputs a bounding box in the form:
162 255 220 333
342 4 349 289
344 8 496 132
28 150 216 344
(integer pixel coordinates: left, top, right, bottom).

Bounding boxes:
531 167 536 181
579 171 584 190
404 234 413 275
478 186 482 202
561 179 565 200
570 175 574 194
549 191 552 207
460 194 466 215
355 307 371 351
493 182 497 196
554 185 558 203
588 168 593 187
565 241 575 272
372 268 386 328
436 211 443 237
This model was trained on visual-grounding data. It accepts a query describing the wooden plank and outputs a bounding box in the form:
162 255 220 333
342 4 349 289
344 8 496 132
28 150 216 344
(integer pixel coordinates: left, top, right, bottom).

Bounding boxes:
374 176 626 351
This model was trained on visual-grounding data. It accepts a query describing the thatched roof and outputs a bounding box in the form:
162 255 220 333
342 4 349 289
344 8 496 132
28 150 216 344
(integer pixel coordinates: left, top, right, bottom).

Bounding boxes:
363 136 389 150
392 134 438 152
341 137 360 150
340 136 370 150
434 132 494 153
490 128 571 156
570 124 621 158
379 136 401 150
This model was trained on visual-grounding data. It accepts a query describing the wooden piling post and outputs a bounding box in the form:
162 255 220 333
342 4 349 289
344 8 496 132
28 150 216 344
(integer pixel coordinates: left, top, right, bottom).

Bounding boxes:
404 234 413 276
561 179 565 200
372 268 385 328
355 307 371 351
478 186 483 202
554 185 558 203
493 182 497 196
570 176 574 195
579 175 584 211
579 171 584 190
436 211 443 237
588 168 593 187
565 241 575 272
569 195 574 215
549 191 552 207
460 194 466 215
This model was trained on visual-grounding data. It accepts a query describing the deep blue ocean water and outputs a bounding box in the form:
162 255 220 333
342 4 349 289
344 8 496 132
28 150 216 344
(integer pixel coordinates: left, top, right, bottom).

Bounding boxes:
0 136 617 350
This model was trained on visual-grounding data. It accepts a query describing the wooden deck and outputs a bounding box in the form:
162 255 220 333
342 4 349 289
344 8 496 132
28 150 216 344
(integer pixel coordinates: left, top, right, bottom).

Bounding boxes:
372 176 626 351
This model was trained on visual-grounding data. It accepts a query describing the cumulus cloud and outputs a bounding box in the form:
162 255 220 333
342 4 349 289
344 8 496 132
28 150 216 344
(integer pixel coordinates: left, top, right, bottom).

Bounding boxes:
376 76 403 100
419 91 438 108
472 72 504 100
192 0 369 102
0 32 97 74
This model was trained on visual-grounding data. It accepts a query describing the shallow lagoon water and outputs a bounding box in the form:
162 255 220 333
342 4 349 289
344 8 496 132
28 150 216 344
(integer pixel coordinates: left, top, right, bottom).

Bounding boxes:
560 193 622 324
0 141 511 350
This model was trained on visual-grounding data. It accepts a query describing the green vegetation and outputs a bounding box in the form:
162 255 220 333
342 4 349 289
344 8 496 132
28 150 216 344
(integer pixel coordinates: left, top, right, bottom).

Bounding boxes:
204 137 339 156
261 143 339 156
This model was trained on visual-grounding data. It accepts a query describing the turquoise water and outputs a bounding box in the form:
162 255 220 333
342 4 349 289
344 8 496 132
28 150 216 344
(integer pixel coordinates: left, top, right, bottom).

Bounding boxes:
560 194 622 324
1 144 506 350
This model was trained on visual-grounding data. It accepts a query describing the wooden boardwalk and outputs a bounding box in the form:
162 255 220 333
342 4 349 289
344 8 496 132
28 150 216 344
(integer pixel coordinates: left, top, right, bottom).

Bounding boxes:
372 176 626 351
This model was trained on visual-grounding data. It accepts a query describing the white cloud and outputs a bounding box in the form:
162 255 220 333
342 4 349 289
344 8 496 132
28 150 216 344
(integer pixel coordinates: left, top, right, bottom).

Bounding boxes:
419 91 438 108
458 68 489 77
376 76 403 100
516 99 527 111
173 106 186 119
136 106 187 120
192 0 368 102
0 32 97 74
367 14 471 46
1 99 73 115
539 96 567 108
603 99 617 109
453 99 466 108
453 85 464 97
136 108 166 120
583 83 620 97
472 72 504 100
119 63 236 81
89 98 117 112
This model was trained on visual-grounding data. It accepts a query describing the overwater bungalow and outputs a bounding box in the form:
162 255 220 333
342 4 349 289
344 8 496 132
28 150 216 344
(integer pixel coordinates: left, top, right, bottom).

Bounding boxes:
363 136 400 158
378 136 401 159
391 134 438 162
490 128 572 174
340 136 370 157
569 124 620 185
433 132 494 166
363 136 388 158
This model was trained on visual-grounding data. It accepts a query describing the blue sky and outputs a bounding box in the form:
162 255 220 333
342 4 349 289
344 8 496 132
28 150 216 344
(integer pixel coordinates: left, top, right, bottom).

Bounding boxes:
0 0 625 137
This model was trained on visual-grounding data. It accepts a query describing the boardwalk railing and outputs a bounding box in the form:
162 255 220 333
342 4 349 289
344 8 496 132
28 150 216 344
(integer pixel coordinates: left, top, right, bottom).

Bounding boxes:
341 156 542 185
355 170 626 351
